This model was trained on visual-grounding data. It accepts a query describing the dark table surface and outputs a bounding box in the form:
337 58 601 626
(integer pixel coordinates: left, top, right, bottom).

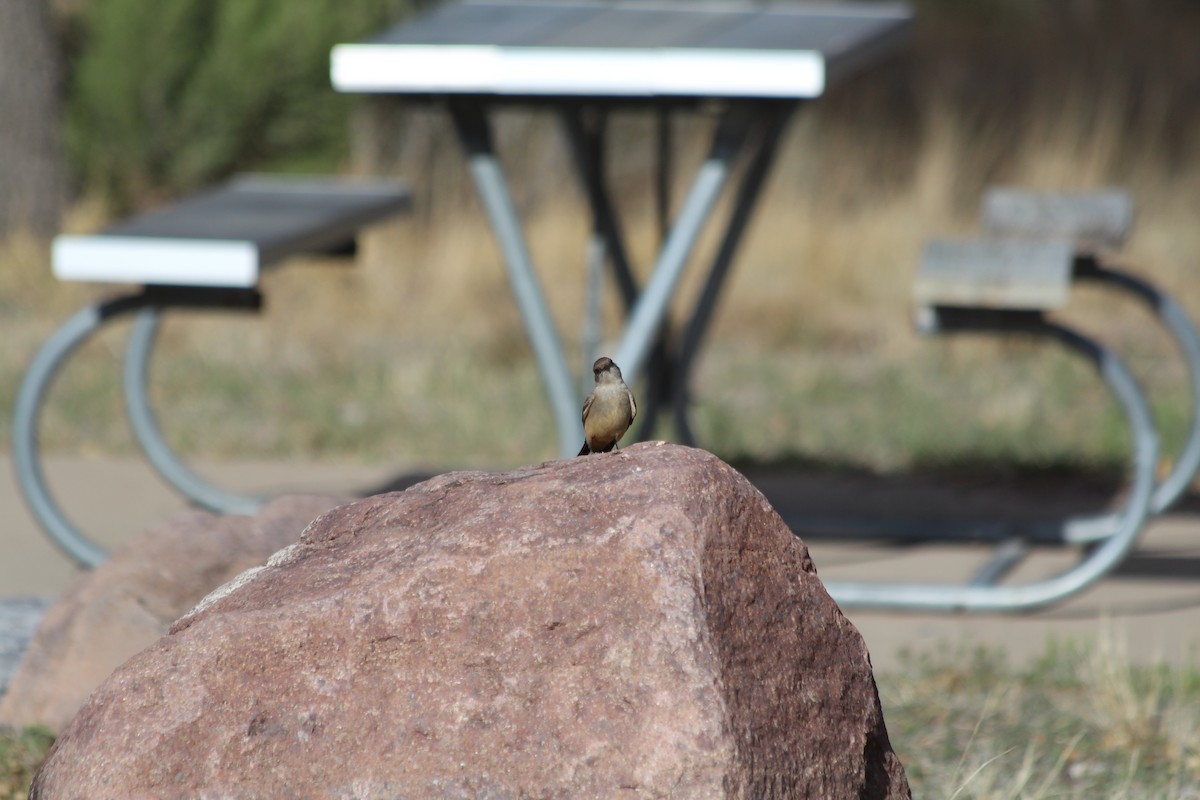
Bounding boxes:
332 0 913 100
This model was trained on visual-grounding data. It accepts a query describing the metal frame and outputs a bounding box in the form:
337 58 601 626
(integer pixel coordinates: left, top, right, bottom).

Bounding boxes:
124 308 265 516
821 309 1159 612
1074 258 1200 516
802 243 1200 611
12 288 265 568
557 101 791 444
449 98 795 456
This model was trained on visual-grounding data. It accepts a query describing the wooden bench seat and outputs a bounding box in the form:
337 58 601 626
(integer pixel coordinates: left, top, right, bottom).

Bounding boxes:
981 187 1133 253
914 237 1075 315
53 175 410 287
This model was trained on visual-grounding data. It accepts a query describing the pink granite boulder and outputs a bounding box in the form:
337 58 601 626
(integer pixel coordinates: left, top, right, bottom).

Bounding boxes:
32 444 909 799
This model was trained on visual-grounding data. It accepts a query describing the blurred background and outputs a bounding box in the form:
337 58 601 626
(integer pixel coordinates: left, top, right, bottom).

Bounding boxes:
3 0 1200 478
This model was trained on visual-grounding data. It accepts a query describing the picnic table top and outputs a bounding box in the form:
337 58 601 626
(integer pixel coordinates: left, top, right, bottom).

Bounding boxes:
332 0 913 101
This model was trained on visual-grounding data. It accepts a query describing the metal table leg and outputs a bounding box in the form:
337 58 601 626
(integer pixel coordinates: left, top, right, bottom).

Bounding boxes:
559 107 673 439
614 109 754 384
13 295 150 567
13 288 265 568
449 102 580 458
124 308 264 515
823 316 1158 612
559 110 639 320
452 101 758 456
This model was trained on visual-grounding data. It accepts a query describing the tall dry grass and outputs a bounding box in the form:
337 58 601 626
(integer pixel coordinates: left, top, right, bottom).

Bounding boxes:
881 631 1200 798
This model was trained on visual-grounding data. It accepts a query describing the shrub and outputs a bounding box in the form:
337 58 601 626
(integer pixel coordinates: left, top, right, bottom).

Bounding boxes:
66 0 422 211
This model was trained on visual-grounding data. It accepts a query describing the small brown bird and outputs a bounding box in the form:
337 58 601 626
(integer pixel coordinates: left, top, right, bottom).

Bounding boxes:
577 356 637 456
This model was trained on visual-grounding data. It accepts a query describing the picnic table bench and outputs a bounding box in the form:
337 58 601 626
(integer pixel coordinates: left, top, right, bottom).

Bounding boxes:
817 187 1200 611
977 188 1200 519
13 175 411 567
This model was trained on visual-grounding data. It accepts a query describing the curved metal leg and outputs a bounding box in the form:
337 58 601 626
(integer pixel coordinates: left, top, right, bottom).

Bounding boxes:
124 308 264 515
824 320 1158 612
12 295 150 568
1075 260 1200 514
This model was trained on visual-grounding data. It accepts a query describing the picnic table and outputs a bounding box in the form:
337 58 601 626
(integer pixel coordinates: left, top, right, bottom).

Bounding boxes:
332 0 913 458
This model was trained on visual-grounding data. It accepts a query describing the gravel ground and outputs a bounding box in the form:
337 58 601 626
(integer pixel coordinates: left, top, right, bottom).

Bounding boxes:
0 597 52 699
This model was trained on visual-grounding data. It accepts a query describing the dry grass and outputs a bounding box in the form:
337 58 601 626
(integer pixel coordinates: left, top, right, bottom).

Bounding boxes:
881 632 1200 798
4 21 1200 472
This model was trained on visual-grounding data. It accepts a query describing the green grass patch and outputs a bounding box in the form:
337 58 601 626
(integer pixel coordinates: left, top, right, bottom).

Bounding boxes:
2 331 1193 475
0 726 54 800
686 339 1186 475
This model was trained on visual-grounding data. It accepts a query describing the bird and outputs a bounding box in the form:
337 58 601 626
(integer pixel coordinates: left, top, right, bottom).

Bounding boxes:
577 356 636 456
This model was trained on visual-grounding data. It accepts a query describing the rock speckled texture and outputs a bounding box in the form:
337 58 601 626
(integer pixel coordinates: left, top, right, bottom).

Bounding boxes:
33 444 909 799
1 494 346 732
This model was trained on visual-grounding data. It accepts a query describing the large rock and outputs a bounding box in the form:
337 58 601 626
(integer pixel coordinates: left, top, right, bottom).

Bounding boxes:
0 494 347 732
32 444 910 799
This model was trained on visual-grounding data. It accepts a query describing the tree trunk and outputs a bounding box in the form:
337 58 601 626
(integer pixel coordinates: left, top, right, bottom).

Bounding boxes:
0 0 66 237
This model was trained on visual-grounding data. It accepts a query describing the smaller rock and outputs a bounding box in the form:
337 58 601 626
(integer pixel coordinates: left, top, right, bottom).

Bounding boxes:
0 494 347 732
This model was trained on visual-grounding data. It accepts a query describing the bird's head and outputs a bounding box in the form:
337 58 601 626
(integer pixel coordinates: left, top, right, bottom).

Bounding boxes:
592 356 623 383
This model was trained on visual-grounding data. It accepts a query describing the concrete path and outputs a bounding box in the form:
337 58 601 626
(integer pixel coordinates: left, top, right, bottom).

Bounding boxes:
2 453 1199 674
1 453 399 596
818 515 1200 671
